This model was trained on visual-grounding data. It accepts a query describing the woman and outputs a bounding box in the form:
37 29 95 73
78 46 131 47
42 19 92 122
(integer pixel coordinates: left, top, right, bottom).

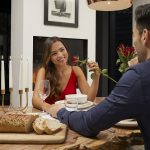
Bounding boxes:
32 37 100 111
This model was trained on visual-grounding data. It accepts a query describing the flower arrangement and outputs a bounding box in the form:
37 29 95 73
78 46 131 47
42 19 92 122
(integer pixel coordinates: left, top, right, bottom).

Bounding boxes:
116 44 136 74
72 56 117 83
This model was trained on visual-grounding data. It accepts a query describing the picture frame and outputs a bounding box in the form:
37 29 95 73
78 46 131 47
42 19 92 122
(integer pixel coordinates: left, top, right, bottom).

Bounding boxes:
44 0 78 28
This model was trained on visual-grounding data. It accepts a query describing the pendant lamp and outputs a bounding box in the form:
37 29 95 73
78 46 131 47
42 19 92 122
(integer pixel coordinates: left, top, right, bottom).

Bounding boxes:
87 0 133 11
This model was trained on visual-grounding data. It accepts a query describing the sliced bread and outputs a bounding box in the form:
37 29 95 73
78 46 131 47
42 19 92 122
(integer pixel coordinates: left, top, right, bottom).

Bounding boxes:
32 117 45 134
43 119 62 135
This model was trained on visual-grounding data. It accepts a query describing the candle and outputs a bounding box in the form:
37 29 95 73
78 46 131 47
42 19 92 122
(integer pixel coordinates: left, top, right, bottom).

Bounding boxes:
19 56 23 90
9 56 13 88
1 56 5 90
26 59 29 88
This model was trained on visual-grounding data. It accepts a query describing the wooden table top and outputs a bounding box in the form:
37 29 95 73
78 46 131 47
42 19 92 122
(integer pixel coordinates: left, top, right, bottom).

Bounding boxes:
0 97 144 150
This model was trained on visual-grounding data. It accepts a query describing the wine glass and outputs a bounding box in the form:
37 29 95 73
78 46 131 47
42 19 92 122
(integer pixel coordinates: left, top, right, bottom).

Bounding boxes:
37 80 50 114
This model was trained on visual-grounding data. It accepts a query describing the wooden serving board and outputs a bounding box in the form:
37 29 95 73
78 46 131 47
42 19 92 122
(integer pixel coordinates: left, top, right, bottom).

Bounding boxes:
0 124 67 144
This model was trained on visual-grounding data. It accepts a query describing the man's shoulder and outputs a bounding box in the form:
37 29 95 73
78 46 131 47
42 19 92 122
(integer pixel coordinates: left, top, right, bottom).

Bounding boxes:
126 60 150 79
118 61 150 84
132 60 150 72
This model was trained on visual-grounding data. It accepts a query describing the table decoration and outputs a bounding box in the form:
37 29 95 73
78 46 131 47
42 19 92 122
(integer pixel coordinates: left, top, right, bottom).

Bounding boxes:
116 43 136 74
1 56 29 113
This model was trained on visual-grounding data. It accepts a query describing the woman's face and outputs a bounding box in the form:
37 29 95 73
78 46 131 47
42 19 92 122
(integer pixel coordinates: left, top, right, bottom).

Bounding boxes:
50 41 68 66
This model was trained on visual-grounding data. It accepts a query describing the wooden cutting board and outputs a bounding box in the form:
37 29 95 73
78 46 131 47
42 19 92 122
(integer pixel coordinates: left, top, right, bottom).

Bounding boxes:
0 124 67 144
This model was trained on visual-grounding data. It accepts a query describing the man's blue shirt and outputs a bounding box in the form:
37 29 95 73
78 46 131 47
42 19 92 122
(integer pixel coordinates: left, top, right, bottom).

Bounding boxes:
57 60 150 150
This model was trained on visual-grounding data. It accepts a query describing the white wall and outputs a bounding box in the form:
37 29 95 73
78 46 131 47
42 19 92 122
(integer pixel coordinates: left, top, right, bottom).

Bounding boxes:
11 0 24 107
11 0 96 106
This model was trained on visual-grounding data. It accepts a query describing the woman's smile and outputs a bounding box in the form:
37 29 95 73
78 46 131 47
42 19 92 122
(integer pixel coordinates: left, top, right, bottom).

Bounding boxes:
57 56 66 63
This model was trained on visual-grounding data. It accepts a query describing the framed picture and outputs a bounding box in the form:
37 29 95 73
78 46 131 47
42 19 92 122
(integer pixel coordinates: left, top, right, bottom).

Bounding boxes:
44 0 78 28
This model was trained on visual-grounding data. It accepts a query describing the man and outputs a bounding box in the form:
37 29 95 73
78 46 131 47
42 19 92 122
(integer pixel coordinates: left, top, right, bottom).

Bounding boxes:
49 4 150 149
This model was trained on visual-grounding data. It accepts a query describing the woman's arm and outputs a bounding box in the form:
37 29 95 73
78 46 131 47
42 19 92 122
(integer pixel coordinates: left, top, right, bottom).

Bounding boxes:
32 67 51 111
73 62 100 101
87 61 100 100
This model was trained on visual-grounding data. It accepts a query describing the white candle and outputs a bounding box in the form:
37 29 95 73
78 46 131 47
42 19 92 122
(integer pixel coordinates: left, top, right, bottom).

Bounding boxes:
9 56 13 88
1 56 5 90
19 56 23 90
26 59 29 88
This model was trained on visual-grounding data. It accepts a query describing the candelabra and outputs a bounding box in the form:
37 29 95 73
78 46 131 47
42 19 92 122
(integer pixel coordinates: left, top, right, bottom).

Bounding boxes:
1 88 29 113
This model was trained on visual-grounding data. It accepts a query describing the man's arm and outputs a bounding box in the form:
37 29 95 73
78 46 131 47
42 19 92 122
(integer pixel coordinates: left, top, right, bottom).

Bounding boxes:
57 69 142 137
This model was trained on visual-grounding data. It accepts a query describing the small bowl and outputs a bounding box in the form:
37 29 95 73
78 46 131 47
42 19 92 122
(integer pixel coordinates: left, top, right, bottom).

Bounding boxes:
65 94 87 104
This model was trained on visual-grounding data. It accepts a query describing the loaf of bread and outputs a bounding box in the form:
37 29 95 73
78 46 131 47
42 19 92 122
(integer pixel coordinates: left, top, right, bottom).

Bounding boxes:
33 117 62 135
0 113 38 133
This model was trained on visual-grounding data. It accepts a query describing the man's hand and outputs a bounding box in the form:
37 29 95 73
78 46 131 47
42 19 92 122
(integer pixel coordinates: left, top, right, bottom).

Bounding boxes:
128 56 138 67
48 103 65 118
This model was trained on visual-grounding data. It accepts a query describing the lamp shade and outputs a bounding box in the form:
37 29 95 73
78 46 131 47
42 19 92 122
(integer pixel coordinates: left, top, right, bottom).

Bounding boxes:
87 0 133 11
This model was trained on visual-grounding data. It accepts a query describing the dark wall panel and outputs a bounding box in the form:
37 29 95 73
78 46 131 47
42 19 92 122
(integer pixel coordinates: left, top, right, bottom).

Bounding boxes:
0 0 11 105
96 7 132 96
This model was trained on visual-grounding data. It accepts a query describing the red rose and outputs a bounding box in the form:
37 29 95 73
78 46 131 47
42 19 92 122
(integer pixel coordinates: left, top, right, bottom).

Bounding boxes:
72 56 79 65
116 44 136 73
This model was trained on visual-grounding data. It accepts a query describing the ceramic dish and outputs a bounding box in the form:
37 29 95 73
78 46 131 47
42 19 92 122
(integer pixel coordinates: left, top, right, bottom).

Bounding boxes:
25 112 42 116
55 100 95 111
65 94 87 104
115 119 138 127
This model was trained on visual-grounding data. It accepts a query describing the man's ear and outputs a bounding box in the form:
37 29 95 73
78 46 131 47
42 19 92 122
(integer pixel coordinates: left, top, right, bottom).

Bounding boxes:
142 29 149 45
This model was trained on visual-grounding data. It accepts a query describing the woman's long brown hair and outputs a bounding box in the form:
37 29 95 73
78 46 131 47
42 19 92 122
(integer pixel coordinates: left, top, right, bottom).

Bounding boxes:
42 36 69 98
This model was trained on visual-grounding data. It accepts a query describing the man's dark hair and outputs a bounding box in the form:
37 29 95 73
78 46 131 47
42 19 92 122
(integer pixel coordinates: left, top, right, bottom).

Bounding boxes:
135 4 150 33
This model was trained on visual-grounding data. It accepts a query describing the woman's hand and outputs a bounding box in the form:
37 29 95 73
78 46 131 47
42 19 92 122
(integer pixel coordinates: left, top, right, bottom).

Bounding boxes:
47 103 65 118
87 61 100 77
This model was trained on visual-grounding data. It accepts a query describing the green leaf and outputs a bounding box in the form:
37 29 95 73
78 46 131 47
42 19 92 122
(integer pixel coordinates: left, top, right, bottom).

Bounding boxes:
125 67 129 71
119 67 124 73
120 62 127 68
90 73 95 79
116 59 121 64
101 69 108 74
118 53 126 63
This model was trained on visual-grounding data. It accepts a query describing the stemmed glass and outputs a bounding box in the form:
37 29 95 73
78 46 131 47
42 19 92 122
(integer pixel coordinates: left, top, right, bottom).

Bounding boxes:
37 80 50 114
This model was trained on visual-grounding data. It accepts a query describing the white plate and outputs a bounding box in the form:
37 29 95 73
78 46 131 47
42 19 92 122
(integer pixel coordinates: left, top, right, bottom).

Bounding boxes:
55 100 65 104
65 106 94 112
115 119 138 127
27 112 60 122
26 112 41 115
55 100 95 111
78 101 95 109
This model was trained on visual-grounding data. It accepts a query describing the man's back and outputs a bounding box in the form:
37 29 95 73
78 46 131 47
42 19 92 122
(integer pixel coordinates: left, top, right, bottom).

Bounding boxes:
133 60 150 149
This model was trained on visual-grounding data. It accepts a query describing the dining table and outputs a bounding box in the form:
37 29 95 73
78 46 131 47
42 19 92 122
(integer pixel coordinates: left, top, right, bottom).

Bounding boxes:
0 97 144 150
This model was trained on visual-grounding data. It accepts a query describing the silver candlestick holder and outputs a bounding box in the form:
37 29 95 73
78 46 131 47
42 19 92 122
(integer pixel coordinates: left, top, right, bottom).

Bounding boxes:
1 88 29 113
